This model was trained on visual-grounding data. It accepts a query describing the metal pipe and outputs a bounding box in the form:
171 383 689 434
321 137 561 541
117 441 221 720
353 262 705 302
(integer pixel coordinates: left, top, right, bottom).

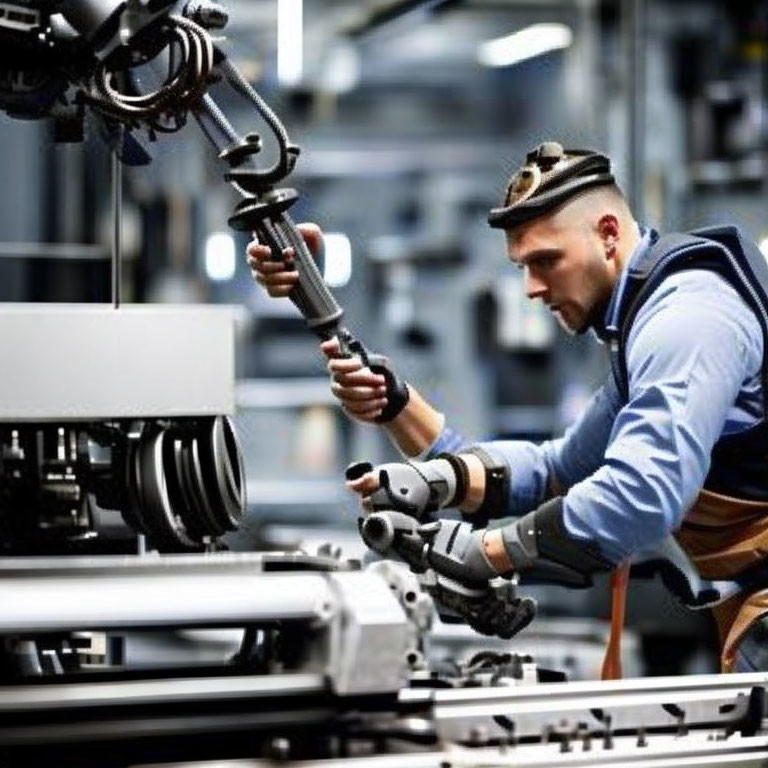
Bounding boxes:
0 557 336 632
111 131 123 309
0 673 326 712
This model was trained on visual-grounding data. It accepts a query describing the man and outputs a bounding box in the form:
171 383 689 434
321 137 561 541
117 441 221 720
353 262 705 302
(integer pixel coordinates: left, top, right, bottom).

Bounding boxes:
248 141 768 673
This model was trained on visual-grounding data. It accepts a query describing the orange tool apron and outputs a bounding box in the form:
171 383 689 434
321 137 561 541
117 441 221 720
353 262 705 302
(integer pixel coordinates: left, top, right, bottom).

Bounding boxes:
602 488 768 678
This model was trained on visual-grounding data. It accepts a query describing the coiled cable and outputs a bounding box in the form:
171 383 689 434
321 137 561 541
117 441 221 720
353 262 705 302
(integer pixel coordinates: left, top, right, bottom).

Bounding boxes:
80 14 213 134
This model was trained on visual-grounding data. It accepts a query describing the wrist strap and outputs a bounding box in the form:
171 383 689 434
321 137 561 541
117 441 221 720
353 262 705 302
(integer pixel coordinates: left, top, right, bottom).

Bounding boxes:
462 445 510 528
367 356 409 423
435 452 469 507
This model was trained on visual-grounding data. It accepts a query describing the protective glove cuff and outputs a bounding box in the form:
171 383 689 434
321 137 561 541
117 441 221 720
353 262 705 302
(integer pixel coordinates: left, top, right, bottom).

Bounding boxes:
366 353 410 423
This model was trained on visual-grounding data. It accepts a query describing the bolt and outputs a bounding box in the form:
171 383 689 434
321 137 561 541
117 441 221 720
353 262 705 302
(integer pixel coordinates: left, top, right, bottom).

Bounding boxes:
267 737 290 760
468 725 488 745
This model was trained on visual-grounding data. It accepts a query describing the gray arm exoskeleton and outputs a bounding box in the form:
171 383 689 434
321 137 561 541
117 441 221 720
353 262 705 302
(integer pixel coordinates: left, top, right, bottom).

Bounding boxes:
359 510 536 640
347 459 458 520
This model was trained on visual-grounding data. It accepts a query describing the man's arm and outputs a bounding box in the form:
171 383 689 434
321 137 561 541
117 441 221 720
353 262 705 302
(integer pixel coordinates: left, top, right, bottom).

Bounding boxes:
558 269 762 564
351 270 763 594
248 226 449 457
429 268 761 580
449 381 619 523
348 380 620 525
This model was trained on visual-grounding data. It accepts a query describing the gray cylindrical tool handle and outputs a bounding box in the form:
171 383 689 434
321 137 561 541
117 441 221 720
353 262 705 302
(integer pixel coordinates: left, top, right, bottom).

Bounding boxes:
271 213 343 337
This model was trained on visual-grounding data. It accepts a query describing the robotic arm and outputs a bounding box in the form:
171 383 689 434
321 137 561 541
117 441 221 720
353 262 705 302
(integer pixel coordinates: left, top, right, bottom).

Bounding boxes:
0 0 322 302
347 459 537 639
0 0 407 413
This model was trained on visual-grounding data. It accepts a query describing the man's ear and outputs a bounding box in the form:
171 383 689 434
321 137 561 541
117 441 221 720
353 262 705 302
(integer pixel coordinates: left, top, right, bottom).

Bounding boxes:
596 214 619 258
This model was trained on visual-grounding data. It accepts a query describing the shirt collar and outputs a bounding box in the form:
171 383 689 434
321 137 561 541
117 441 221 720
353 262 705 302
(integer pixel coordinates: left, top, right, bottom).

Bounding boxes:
598 226 655 340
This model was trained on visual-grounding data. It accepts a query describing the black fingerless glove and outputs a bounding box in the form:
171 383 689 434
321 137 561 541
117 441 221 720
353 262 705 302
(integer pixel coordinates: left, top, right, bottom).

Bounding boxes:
339 333 410 423
366 352 410 423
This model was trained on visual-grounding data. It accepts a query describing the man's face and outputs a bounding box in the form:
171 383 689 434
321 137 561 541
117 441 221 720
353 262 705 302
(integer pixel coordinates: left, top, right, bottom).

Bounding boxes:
506 215 615 335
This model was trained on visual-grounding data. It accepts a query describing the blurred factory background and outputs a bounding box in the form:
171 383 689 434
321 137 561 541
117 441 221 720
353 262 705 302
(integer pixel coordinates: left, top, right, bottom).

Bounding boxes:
0 0 766 678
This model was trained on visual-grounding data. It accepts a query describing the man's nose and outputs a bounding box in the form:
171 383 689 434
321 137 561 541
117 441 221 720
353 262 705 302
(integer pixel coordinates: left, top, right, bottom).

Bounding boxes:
524 269 547 300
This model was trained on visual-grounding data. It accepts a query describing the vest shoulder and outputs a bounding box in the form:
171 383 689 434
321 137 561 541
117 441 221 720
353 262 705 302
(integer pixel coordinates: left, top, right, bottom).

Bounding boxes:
631 227 764 284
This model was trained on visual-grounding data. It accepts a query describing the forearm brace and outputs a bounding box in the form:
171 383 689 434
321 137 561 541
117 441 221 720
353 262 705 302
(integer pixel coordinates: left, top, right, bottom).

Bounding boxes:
500 497 615 588
461 445 510 529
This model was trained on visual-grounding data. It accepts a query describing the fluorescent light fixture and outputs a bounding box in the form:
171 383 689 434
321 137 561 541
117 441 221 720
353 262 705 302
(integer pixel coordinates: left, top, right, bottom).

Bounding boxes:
323 233 352 288
760 236 768 259
478 23 573 68
205 232 236 281
277 0 303 87
322 42 360 94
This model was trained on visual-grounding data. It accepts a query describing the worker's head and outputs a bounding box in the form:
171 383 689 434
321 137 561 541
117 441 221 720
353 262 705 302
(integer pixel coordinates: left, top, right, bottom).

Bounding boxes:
488 142 639 334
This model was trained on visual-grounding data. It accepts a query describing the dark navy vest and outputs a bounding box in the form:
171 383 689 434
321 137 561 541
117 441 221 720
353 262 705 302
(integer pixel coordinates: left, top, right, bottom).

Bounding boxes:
607 225 768 500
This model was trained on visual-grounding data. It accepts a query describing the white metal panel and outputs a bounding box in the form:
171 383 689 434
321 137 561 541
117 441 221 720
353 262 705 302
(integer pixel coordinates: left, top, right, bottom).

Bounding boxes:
0 304 234 420
328 570 411 695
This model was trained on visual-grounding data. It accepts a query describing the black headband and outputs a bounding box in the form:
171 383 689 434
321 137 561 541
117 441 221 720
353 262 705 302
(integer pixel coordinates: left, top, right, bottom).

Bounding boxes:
488 142 615 229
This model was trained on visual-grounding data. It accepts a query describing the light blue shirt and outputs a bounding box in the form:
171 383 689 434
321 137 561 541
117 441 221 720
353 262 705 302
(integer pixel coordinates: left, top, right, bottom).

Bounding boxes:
429 232 764 564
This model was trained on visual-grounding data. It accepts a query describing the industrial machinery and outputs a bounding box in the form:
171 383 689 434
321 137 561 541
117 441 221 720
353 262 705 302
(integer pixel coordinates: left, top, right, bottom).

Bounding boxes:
1 551 768 766
1 3 768 767
0 0 536 626
0 303 245 555
0 0 402 552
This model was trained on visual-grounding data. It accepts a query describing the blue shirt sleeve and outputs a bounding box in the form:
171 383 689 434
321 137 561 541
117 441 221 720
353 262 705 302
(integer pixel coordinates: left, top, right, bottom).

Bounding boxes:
426 379 619 516
427 425 469 456
562 269 763 563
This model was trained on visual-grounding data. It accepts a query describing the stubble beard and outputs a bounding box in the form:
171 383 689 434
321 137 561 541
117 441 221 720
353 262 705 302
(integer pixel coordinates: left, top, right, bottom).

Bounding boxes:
553 304 582 336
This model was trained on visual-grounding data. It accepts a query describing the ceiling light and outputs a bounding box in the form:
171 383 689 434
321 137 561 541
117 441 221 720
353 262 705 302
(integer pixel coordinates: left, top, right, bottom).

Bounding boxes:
323 233 352 288
478 23 573 68
322 42 360 94
205 232 236 282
